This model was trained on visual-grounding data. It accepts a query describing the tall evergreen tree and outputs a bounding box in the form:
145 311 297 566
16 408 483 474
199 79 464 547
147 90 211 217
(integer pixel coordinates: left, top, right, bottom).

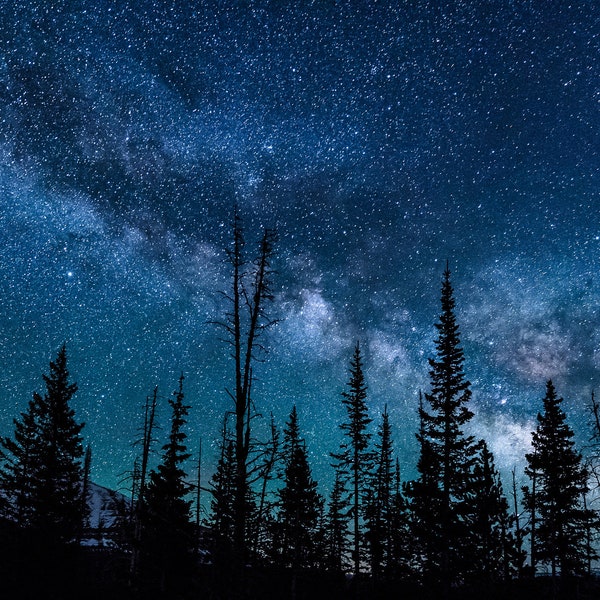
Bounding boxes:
139 374 194 593
0 345 85 544
276 405 323 570
409 265 478 588
33 345 85 542
0 394 44 525
282 405 301 463
209 417 237 556
129 386 158 583
388 459 410 579
471 440 517 583
522 454 539 573
331 342 373 575
524 380 597 578
324 468 350 573
252 413 280 561
405 391 442 579
365 405 394 579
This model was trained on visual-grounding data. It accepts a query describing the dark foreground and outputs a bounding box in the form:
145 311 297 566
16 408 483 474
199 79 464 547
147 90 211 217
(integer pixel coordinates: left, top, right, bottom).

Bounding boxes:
1 541 599 600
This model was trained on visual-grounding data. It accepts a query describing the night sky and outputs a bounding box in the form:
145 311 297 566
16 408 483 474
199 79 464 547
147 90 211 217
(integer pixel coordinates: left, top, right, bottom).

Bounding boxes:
1 1 599 497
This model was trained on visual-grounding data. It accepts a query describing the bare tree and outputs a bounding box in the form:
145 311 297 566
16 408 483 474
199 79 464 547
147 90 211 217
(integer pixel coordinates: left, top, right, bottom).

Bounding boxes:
195 436 202 530
130 387 159 585
214 208 277 567
510 468 526 578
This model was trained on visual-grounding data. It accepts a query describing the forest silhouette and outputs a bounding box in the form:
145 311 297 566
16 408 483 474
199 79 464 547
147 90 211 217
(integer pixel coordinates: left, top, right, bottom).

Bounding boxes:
1 215 599 600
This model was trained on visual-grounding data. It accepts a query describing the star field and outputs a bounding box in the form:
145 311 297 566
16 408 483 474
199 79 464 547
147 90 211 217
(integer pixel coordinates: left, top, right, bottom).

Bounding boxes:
0 1 599 493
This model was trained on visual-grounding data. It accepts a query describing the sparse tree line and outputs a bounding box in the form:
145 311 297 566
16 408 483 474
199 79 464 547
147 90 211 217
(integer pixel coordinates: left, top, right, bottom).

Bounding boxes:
1 214 600 599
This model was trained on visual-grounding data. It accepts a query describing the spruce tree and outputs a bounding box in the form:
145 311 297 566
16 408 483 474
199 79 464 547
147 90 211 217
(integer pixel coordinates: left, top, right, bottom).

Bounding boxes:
209 417 237 557
364 405 394 580
410 265 478 588
0 345 85 544
139 374 194 593
129 386 158 583
282 405 301 463
252 414 280 562
388 459 410 579
405 391 443 579
0 395 44 525
34 345 85 542
524 380 597 578
471 440 516 583
331 342 373 575
277 405 323 570
324 469 350 573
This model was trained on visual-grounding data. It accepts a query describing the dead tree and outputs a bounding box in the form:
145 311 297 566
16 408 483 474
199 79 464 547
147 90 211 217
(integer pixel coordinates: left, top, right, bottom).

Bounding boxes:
195 436 202 531
129 386 158 586
214 208 277 568
511 468 526 578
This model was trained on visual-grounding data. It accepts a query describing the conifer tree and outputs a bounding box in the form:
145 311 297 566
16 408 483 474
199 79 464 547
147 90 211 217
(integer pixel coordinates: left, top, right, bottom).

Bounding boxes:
209 417 237 555
252 414 280 561
34 345 85 542
129 386 158 583
471 440 516 582
282 405 301 463
139 374 194 593
331 342 373 575
324 469 350 573
276 405 323 570
410 265 478 588
388 459 410 579
0 395 43 525
365 405 394 579
405 391 442 579
0 345 85 544
522 457 538 573
524 380 597 578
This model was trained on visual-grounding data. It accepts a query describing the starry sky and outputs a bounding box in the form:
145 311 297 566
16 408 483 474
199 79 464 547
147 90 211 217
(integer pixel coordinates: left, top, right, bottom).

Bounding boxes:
0 1 599 496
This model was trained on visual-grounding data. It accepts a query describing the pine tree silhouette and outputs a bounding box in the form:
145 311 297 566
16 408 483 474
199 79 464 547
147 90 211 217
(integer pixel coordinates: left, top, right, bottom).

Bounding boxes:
0 394 44 526
408 265 479 589
139 374 194 593
331 342 373 576
388 459 410 579
208 416 237 562
365 405 394 580
0 345 85 544
277 405 323 570
471 440 517 582
324 468 350 573
524 380 597 579
405 391 442 580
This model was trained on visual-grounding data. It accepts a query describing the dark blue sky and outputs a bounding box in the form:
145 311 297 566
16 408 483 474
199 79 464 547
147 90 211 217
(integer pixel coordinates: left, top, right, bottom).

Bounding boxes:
0 1 599 493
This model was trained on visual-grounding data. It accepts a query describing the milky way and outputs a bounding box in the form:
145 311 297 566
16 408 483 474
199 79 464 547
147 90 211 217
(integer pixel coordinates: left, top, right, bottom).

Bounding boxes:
0 1 599 496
